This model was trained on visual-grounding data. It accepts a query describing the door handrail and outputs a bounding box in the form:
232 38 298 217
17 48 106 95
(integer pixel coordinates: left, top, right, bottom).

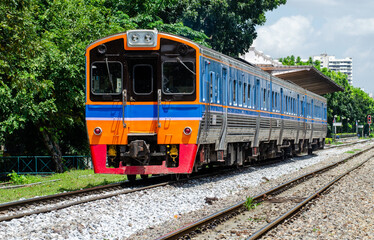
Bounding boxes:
157 89 161 128
122 89 127 128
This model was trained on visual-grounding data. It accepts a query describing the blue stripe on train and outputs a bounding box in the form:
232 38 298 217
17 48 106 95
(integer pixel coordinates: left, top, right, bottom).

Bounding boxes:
86 104 203 119
86 104 326 124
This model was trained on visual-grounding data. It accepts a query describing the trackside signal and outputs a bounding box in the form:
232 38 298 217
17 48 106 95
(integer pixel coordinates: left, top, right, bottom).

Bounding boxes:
368 115 372 124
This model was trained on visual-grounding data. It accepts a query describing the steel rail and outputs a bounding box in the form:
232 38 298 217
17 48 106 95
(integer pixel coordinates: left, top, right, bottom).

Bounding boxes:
0 182 169 222
0 167 237 222
1 140 370 223
247 154 374 240
0 180 129 211
323 138 371 149
155 145 374 240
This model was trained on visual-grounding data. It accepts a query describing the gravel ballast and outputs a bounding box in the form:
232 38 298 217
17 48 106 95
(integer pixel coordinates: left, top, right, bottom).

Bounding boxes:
0 141 373 239
262 150 374 239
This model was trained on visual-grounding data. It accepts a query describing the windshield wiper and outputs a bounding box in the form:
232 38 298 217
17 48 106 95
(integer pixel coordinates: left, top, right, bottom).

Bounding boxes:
105 58 115 92
176 57 196 75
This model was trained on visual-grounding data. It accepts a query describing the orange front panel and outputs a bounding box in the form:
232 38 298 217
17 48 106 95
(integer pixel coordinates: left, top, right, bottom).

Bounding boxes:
87 120 156 145
157 120 200 145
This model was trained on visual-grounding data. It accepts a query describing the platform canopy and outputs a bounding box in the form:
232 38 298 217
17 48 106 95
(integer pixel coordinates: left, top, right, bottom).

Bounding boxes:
258 65 344 95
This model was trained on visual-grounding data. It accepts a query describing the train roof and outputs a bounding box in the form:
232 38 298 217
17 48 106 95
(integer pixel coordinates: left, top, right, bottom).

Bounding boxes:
86 30 342 98
258 65 344 95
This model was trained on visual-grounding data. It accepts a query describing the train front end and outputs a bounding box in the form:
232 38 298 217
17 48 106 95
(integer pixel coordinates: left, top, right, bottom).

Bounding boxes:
85 30 200 178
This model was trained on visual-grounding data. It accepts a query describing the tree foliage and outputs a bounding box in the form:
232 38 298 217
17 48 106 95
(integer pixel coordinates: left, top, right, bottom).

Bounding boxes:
280 56 374 136
1 0 285 172
106 0 286 56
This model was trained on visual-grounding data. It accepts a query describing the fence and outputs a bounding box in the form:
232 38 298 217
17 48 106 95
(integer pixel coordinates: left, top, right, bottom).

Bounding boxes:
0 156 92 176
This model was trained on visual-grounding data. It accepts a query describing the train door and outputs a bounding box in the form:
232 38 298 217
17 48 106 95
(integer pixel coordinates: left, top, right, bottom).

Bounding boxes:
310 99 314 141
302 95 307 142
218 67 228 151
279 88 284 145
268 79 273 141
296 94 300 143
254 79 261 147
202 60 211 140
124 56 159 132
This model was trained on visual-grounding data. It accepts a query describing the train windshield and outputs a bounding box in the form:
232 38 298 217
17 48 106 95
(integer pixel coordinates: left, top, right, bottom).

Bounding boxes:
91 61 122 94
162 61 195 94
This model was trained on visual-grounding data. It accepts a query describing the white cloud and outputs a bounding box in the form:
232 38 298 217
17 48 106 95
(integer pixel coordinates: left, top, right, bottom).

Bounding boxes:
290 0 338 7
252 15 317 57
323 16 374 38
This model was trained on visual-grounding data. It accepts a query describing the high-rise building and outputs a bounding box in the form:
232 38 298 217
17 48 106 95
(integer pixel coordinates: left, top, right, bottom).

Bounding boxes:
312 54 353 85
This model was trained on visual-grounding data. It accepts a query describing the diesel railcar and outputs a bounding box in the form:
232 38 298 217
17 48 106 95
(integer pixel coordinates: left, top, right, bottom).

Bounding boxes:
85 29 327 180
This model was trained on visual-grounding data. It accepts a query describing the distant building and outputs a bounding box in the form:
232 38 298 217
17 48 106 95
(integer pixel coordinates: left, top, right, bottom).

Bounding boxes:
311 54 353 85
240 47 282 66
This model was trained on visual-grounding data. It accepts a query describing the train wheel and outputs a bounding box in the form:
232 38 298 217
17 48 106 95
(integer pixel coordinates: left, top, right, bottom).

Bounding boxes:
308 148 313 155
171 174 181 181
140 174 149 180
127 174 137 182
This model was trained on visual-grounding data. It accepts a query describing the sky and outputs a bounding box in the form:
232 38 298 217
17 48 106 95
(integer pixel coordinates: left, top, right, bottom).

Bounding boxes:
252 0 374 95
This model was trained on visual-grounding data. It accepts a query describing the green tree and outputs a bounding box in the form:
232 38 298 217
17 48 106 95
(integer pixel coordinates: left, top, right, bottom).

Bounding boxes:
280 56 374 136
107 0 286 56
1 0 287 172
0 0 124 171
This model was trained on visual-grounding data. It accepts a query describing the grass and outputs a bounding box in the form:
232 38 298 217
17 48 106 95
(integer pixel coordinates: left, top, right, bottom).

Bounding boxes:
0 169 126 204
244 196 261 211
345 148 362 154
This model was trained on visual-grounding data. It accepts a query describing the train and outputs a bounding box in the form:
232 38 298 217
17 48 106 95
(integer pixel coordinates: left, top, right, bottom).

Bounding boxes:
85 29 327 180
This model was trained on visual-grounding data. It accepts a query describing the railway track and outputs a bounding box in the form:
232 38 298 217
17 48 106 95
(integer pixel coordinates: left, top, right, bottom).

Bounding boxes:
0 166 242 222
0 139 369 224
156 143 374 240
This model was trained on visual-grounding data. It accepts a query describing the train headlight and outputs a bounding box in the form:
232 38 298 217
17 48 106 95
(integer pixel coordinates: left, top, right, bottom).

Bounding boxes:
183 127 192 136
94 127 102 136
127 30 158 48
131 34 139 43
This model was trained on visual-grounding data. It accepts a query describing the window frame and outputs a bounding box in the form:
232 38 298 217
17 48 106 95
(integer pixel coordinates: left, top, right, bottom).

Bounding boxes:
161 60 196 95
132 64 154 95
91 61 123 96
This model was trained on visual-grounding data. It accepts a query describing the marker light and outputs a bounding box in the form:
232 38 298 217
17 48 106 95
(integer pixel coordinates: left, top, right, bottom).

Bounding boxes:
94 127 102 136
183 127 192 135
127 30 158 48
97 44 107 54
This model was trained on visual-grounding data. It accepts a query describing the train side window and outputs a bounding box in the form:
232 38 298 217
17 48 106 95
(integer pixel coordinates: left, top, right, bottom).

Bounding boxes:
91 61 122 94
248 84 251 108
263 88 266 109
222 68 227 105
290 98 293 114
243 83 247 106
301 100 304 116
238 81 242 106
209 72 214 103
291 97 293 114
255 79 259 109
228 80 233 105
280 88 283 113
233 80 237 105
216 75 220 104
285 96 287 113
291 98 294 115
275 92 278 111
